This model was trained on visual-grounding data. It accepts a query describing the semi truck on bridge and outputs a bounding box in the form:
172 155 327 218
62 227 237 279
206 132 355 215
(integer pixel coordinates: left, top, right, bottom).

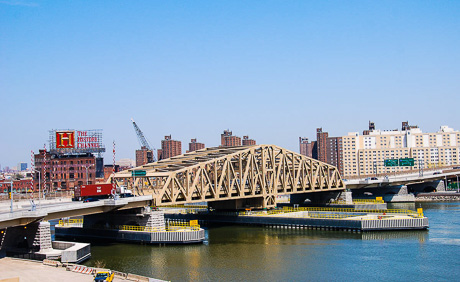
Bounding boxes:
73 184 133 201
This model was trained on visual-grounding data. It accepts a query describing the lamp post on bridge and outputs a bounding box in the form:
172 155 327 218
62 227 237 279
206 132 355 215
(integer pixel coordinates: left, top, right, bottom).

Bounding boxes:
456 175 459 193
32 169 41 210
9 179 13 213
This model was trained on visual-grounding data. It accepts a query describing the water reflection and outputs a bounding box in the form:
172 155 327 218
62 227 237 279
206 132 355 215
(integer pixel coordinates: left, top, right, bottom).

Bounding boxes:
81 202 460 281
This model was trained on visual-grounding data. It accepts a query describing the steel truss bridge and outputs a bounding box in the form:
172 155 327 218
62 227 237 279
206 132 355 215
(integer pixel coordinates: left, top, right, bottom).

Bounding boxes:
113 145 346 207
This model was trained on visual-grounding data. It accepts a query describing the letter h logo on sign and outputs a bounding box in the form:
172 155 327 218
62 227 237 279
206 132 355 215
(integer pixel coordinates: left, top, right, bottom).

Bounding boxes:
56 131 75 148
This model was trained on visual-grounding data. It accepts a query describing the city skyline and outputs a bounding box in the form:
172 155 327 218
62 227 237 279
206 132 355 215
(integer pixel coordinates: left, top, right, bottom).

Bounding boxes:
1 1 459 167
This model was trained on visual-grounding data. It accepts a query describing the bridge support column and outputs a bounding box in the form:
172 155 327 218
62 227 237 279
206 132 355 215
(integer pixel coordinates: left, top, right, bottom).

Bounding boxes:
82 207 165 230
435 180 446 192
382 185 415 202
338 191 353 204
0 221 51 254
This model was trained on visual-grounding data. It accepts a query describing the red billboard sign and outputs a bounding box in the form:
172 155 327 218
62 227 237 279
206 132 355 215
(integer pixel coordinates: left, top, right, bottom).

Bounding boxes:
56 131 75 148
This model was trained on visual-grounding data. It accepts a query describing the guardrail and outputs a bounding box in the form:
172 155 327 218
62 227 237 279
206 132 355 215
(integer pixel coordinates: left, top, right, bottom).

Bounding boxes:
331 198 385 205
57 218 201 232
58 219 83 226
119 223 200 232
238 206 424 218
160 204 208 209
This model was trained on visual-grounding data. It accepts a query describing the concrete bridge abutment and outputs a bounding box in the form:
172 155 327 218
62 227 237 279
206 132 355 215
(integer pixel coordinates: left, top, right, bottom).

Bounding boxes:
82 207 165 230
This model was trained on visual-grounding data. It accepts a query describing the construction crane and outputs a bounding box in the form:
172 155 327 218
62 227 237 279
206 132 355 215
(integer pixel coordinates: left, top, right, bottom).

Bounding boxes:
131 118 157 162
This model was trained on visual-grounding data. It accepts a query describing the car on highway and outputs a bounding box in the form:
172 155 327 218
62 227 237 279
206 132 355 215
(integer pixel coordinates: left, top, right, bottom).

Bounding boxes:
93 271 114 282
370 177 378 180
433 172 442 175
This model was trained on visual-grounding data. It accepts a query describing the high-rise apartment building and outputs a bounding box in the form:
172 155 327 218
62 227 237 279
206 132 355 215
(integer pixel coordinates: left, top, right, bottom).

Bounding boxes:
188 139 205 152
221 130 242 147
342 123 460 177
299 137 309 156
316 128 328 163
326 137 343 174
158 135 182 160
135 146 154 167
242 136 256 146
299 137 317 158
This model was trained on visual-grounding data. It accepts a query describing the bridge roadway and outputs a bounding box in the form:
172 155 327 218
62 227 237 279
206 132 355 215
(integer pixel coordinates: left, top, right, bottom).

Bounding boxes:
2 145 347 229
0 196 153 229
344 170 460 189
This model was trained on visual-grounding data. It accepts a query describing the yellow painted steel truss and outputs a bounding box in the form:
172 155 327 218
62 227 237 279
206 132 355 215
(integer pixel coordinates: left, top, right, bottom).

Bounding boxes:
113 145 345 206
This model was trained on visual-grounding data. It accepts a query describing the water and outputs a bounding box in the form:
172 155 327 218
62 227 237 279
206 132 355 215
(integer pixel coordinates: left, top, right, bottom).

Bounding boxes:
82 202 460 281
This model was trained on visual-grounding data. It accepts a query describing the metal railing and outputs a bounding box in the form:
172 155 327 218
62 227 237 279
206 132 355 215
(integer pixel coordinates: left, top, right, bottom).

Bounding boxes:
331 198 385 205
58 218 83 226
57 218 201 231
160 204 208 209
119 221 200 232
238 206 424 218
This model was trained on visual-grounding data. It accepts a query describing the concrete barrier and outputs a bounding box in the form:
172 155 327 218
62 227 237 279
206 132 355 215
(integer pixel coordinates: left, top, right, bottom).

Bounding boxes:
127 273 151 281
43 259 61 267
0 278 19 282
52 241 91 263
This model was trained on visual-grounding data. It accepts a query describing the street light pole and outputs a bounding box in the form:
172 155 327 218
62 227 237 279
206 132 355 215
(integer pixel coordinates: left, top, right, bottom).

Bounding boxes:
10 180 13 213
32 169 41 209
456 175 459 193
84 164 94 185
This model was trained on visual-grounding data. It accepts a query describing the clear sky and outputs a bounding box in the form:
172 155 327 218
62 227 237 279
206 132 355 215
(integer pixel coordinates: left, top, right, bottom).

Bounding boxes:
1 0 459 167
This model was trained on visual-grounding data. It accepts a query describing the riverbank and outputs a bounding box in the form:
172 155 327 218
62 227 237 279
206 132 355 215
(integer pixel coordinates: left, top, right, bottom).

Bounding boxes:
415 192 460 202
0 257 95 282
0 257 165 282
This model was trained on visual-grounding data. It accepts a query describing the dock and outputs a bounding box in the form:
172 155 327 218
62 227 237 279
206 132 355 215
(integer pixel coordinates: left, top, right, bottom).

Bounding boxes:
163 206 429 231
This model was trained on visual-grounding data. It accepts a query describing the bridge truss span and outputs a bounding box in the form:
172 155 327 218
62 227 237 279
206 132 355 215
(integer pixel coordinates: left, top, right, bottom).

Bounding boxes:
113 145 345 207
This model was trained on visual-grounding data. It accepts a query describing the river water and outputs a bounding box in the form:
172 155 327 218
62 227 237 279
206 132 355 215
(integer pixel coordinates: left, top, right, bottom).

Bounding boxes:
81 202 460 281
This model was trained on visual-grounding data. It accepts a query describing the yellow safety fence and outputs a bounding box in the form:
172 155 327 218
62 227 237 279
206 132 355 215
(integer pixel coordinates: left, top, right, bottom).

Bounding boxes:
57 219 200 231
58 219 83 226
160 204 208 209
119 220 200 232
239 206 424 218
331 197 385 205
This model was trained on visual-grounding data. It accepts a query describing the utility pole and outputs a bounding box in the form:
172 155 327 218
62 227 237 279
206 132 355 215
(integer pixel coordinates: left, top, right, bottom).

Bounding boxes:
10 180 13 213
419 159 424 177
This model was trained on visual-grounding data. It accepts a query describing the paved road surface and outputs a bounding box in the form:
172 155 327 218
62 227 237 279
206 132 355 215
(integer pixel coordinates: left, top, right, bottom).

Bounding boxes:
0 257 127 281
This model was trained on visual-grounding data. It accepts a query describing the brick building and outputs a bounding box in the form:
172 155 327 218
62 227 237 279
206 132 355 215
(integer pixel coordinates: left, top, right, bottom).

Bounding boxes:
34 150 96 191
135 146 154 167
316 128 328 163
103 164 120 182
158 135 182 160
299 137 316 158
0 178 32 193
221 130 242 147
326 137 343 174
242 136 256 146
188 139 205 153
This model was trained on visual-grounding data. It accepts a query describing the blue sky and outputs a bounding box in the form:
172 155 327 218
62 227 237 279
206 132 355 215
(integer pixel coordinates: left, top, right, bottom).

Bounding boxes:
1 1 459 167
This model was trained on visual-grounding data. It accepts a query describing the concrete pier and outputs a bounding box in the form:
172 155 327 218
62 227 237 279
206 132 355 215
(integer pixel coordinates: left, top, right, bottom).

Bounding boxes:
0 221 91 263
164 208 428 231
55 208 205 244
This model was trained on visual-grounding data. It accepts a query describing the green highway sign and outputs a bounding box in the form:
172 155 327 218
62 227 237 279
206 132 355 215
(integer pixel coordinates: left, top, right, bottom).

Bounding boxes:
132 170 146 176
399 158 415 167
384 159 399 167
